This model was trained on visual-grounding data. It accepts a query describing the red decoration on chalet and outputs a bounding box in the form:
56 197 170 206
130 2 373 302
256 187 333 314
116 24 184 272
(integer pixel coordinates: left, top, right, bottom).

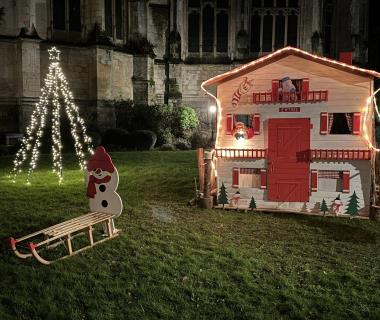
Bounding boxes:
202 47 379 216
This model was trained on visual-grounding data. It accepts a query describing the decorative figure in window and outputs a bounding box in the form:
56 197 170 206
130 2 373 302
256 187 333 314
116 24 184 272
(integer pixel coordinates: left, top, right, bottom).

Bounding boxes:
279 76 296 94
331 194 343 215
232 77 254 109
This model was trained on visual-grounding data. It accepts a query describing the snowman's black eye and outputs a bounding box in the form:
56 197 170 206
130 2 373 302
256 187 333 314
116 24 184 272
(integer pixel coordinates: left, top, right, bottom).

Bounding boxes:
101 200 108 208
99 185 106 192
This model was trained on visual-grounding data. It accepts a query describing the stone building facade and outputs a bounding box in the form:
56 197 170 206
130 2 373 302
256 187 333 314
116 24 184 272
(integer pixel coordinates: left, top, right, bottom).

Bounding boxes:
0 0 371 139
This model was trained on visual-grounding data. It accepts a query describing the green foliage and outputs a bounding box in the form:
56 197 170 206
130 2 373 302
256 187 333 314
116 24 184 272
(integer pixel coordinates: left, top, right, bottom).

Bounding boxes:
345 191 360 217
218 182 229 208
172 106 200 138
0 151 380 319
125 130 157 150
113 100 199 146
249 196 256 210
101 128 128 151
320 198 329 215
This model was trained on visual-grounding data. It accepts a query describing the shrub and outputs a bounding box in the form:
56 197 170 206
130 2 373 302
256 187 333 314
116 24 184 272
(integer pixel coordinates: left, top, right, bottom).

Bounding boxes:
123 33 155 57
88 131 101 147
172 106 199 138
101 128 128 151
158 144 175 151
174 138 192 150
190 131 213 149
125 130 157 150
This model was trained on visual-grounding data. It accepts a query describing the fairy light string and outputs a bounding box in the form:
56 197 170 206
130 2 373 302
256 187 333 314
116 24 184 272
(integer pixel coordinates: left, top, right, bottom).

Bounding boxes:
11 47 93 184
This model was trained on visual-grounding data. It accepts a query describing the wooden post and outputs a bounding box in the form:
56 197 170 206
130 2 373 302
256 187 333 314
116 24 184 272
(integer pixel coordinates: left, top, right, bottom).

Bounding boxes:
66 235 73 255
197 148 204 193
87 226 94 246
200 151 213 209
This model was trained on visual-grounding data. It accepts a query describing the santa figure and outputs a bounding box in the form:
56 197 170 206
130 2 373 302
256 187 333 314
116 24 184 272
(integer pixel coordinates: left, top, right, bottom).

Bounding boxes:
280 76 296 93
332 194 343 215
86 146 123 223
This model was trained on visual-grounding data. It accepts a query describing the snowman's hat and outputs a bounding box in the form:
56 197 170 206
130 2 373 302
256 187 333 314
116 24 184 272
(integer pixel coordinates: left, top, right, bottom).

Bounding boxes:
87 146 115 173
334 194 341 200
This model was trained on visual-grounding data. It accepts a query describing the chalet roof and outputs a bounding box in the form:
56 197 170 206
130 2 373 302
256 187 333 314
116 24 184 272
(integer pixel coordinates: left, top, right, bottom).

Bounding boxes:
202 47 380 88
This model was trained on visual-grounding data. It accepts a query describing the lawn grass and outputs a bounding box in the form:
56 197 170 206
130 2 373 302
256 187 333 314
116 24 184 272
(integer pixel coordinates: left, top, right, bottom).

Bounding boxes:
0 150 380 319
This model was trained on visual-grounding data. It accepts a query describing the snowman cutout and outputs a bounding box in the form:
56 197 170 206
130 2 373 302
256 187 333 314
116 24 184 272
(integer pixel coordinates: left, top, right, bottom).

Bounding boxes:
86 146 123 232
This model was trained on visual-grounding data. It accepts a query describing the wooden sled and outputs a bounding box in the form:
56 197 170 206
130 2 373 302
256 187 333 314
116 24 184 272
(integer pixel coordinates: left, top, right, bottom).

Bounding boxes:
9 212 119 265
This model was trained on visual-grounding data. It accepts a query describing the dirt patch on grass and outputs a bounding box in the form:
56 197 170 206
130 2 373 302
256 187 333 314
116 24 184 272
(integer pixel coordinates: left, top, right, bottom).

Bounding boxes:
151 205 176 223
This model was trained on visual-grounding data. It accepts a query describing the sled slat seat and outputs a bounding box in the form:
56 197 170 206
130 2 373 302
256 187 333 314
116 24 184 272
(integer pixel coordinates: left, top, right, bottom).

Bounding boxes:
43 212 113 237
9 212 119 265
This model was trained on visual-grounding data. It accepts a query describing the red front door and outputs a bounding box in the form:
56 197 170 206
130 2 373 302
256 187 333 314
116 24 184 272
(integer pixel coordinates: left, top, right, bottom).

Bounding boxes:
267 118 310 202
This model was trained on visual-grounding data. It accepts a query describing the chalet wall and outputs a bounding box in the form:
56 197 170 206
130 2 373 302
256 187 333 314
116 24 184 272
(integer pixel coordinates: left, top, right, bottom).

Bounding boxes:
216 159 371 214
216 56 373 150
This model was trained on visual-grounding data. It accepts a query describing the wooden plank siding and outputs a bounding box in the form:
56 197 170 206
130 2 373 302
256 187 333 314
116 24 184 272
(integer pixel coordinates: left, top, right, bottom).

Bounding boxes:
213 54 374 215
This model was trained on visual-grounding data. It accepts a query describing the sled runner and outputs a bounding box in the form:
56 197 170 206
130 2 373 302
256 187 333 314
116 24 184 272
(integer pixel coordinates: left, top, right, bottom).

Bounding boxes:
9 212 119 265
9 146 123 264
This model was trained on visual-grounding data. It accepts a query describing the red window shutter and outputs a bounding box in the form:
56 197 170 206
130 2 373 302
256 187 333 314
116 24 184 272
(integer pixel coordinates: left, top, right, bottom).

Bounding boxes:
301 78 309 92
320 112 328 134
232 167 239 188
301 78 309 100
342 171 350 193
272 80 279 102
260 169 267 189
253 113 260 135
311 170 318 192
226 114 233 135
352 112 361 135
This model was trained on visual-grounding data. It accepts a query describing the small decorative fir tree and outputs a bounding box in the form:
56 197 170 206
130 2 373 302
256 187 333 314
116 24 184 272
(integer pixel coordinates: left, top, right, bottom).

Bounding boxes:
249 196 257 211
218 182 229 209
345 191 360 217
320 198 328 216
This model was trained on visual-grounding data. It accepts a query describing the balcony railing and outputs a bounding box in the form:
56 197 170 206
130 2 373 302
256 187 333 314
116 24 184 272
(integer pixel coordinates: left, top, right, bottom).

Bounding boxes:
252 90 328 104
215 148 267 159
215 148 371 160
311 149 371 160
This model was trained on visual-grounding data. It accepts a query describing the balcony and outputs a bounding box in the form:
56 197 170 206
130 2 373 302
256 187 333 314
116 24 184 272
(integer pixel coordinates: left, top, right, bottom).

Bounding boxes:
252 90 328 104
310 149 371 161
215 148 267 159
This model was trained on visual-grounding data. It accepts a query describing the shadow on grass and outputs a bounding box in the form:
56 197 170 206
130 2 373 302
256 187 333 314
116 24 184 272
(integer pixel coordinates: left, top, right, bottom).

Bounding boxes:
270 211 378 244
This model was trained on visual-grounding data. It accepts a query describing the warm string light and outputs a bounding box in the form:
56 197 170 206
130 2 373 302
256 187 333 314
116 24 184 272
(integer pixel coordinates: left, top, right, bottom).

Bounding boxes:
362 88 380 152
11 47 93 184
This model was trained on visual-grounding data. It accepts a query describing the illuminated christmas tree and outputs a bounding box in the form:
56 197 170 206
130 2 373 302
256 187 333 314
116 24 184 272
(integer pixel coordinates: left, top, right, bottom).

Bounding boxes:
11 47 93 184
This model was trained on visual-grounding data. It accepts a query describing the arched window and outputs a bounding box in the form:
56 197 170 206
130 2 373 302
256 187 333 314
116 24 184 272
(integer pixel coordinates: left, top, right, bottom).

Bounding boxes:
186 1 229 56
250 11 261 53
250 0 299 54
274 11 285 49
202 4 214 52
53 0 81 31
188 10 200 52
217 11 228 52
287 10 298 47
104 0 125 40
262 12 273 52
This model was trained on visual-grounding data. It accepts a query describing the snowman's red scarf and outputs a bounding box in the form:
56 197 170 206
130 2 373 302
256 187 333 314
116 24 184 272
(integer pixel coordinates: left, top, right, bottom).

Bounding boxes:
87 175 111 198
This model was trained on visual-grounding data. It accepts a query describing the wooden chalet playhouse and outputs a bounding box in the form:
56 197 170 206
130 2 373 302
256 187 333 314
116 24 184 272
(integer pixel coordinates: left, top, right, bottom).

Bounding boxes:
202 47 380 215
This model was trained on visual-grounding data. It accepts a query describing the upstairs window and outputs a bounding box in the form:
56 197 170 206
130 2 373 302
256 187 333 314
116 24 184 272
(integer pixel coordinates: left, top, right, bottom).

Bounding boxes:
250 0 299 55
104 0 125 40
52 0 81 32
187 0 229 55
